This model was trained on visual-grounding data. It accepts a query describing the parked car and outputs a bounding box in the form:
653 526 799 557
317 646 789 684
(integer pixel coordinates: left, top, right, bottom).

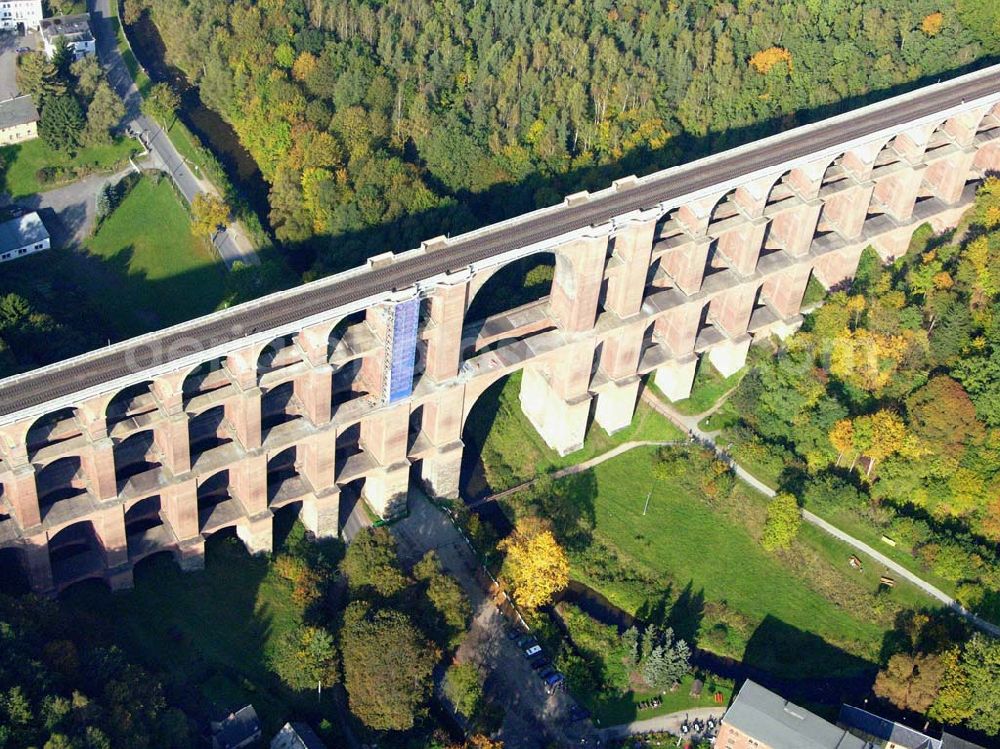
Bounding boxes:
524 644 542 657
538 666 556 680
506 628 522 641
545 672 565 693
517 635 535 648
529 657 551 671
15 46 30 53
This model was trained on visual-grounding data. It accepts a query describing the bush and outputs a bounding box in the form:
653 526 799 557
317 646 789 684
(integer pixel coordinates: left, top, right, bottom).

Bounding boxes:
762 493 802 551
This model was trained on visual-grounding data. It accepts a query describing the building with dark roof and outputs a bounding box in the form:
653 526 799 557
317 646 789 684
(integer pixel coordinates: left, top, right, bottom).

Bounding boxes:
271 722 327 749
40 13 95 60
0 212 49 263
0 95 39 145
211 705 262 749
939 732 987 749
716 680 872 749
838 705 940 749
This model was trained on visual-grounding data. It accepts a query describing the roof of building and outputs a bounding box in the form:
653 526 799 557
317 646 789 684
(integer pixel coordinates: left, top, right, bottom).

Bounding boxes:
40 13 92 41
0 212 48 254
212 705 261 749
940 732 988 749
0 95 39 130
839 705 940 749
271 722 327 749
722 681 872 749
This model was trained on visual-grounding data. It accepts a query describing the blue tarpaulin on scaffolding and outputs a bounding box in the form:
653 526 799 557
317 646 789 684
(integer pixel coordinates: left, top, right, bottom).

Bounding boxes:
387 297 419 403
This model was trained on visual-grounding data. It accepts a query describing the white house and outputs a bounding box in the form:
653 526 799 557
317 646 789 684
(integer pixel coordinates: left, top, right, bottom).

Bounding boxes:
40 13 94 60
0 212 50 263
0 0 43 31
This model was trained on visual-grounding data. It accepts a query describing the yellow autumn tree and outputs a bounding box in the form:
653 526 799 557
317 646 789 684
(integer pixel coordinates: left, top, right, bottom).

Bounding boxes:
498 517 569 610
921 12 944 36
829 419 855 466
190 192 230 237
749 47 793 74
829 329 909 393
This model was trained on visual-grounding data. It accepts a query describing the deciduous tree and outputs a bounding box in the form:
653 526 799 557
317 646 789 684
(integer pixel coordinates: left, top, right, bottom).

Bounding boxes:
498 517 569 610
762 493 801 551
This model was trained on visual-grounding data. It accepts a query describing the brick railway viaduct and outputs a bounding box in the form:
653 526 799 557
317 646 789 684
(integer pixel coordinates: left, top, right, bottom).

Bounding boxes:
1 66 999 594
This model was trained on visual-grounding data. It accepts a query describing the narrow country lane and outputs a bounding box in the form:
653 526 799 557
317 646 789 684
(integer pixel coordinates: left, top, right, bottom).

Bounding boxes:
639 389 1000 638
86 0 259 268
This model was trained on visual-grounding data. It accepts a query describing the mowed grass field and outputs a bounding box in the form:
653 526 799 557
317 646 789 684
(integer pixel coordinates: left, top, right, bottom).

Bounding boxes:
462 372 685 496
510 447 938 679
0 137 140 197
81 176 227 337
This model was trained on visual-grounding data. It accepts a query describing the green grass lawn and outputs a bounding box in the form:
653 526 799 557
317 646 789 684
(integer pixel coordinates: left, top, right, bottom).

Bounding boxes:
0 137 140 197
513 448 938 680
652 359 744 416
586 673 733 727
81 176 226 337
462 372 684 496
61 531 314 734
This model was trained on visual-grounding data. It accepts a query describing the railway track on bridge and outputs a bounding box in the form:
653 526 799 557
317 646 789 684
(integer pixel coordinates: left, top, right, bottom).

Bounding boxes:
1 67 999 418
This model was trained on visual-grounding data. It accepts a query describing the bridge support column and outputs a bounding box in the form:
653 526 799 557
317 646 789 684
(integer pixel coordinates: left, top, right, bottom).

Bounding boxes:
301 489 340 538
873 165 925 222
823 182 875 239
551 235 608 332
717 218 767 275
872 225 918 262
770 200 822 256
709 284 757 339
226 387 262 451
519 365 591 456
237 514 273 556
232 455 268 517
974 141 1000 174
157 414 191 475
605 220 655 318
106 566 134 592
162 479 200 545
421 441 463 499
708 335 752 378
301 434 336 494
658 303 702 357
813 245 865 289
84 439 118 501
364 462 410 519
178 538 205 571
594 376 641 435
24 535 53 593
925 150 976 205
661 239 710 294
7 464 40 528
95 505 129 571
654 355 698 402
296 365 333 426
424 280 468 382
763 264 812 319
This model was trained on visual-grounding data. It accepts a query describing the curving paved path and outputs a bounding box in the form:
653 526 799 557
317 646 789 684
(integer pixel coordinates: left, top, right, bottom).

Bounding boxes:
599 706 724 740
639 390 1000 638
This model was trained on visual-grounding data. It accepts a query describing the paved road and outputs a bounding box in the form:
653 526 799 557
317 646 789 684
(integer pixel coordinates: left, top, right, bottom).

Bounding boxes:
391 492 600 748
1 65 999 417
86 0 257 270
600 706 724 740
639 390 1000 638
16 167 135 247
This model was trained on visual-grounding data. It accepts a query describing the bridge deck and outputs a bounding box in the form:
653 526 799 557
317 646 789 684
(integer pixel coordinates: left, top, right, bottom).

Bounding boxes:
1 65 999 419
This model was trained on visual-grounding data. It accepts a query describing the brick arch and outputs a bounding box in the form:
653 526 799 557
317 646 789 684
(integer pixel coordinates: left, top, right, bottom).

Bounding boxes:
465 249 558 317
257 333 303 375
25 406 83 459
181 355 231 403
48 519 105 592
105 380 159 425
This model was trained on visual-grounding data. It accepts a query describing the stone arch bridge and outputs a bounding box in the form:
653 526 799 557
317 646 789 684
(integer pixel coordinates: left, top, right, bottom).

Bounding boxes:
1 66 999 594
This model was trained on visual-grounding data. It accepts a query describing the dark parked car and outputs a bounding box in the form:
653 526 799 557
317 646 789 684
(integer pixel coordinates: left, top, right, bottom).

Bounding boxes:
529 657 551 671
569 704 591 721
16 47 30 53
538 666 556 680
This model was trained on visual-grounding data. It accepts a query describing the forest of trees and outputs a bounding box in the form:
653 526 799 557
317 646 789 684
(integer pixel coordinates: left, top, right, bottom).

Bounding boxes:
124 0 999 276
726 180 1000 708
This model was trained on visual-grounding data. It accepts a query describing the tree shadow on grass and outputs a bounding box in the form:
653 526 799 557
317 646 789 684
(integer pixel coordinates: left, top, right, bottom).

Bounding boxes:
55 528 312 736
